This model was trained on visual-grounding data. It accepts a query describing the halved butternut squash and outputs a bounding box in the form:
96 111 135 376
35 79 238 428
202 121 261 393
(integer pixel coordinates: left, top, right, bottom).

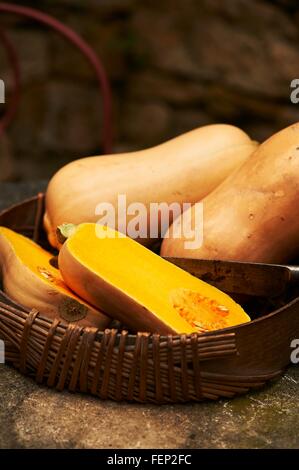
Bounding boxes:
58 223 250 334
0 227 110 328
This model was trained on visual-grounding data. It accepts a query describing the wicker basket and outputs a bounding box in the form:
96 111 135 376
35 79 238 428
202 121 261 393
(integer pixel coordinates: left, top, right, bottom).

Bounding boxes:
0 194 298 404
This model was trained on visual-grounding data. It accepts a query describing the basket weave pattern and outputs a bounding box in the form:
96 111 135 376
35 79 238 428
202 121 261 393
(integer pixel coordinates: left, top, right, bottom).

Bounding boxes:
0 195 293 403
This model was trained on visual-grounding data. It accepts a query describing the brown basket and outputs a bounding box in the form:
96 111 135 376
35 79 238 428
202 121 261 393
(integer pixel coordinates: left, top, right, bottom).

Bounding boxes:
0 194 298 403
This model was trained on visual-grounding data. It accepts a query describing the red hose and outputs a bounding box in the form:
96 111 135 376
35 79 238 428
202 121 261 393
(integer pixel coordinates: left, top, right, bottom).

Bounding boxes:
0 2 113 153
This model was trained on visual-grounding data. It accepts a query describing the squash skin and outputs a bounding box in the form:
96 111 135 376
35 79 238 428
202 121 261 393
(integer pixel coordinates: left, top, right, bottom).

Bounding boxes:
0 227 111 328
161 122 299 263
44 124 257 249
58 223 250 335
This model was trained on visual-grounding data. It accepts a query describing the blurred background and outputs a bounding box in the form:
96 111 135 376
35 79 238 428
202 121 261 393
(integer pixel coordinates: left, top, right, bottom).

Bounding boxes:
0 0 299 182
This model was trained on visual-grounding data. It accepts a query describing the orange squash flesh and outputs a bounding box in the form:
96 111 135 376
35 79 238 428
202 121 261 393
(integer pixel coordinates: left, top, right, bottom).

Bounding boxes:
58 223 250 335
0 227 110 328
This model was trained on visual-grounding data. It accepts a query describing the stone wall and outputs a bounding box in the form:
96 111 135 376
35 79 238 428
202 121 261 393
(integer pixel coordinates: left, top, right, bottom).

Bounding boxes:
1 0 299 180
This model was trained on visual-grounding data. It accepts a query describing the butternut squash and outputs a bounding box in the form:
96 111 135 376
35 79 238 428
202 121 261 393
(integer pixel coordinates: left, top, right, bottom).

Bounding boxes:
161 122 299 263
58 223 250 335
0 227 110 328
44 124 257 249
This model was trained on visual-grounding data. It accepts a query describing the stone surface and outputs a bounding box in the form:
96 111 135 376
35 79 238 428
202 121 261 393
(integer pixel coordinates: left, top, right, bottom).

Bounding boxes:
1 360 299 449
0 181 47 210
0 134 15 182
0 183 299 449
2 0 299 179
122 101 172 144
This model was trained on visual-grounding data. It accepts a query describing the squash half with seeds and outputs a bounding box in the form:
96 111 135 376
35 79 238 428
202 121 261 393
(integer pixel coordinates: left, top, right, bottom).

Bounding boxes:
58 223 250 335
0 227 110 328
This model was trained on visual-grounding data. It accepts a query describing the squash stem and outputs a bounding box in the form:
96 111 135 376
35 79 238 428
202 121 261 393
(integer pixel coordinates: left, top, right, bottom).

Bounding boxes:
56 224 78 245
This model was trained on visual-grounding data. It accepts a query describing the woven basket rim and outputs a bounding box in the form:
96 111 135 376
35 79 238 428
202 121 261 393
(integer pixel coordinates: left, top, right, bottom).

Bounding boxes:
0 192 295 340
0 193 297 403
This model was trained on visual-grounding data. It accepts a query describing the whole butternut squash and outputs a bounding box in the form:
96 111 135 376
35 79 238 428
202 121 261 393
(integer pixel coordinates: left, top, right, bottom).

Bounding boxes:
44 124 257 249
0 227 110 328
58 223 250 335
161 122 299 263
